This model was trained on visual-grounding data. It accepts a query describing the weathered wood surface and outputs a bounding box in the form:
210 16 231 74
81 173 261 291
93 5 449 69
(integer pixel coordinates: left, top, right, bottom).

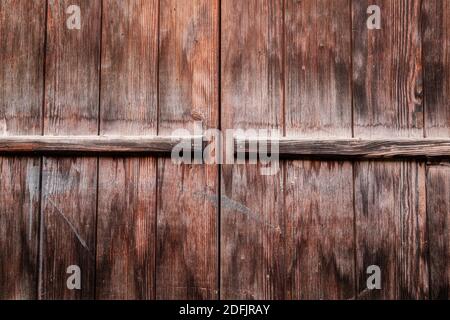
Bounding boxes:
0 0 45 299
0 136 203 155
156 0 218 299
221 0 285 299
96 0 158 300
284 0 354 299
355 161 428 299
423 0 450 138
353 0 423 138
427 165 449 299
237 138 450 159
285 0 352 138
1 0 449 301
285 161 354 299
1 136 449 159
39 0 100 299
353 0 429 299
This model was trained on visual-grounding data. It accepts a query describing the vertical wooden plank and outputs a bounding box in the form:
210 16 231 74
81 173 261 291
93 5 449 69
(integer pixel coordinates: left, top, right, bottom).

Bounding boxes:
221 0 285 299
40 0 100 299
423 0 450 300
0 0 45 299
285 161 354 299
0 157 41 299
353 0 429 299
355 161 428 299
422 0 450 138
157 0 218 299
353 0 423 138
96 0 158 300
284 0 354 299
427 164 450 299
285 0 352 138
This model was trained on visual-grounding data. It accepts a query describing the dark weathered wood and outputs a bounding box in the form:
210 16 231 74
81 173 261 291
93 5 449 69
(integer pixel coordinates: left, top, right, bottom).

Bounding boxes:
96 0 158 300
96 158 156 299
285 0 352 137
353 0 429 300
0 0 45 135
355 162 428 299
0 136 203 155
44 0 100 134
0 157 41 299
1 136 449 158
221 0 284 299
40 158 97 299
39 0 100 299
156 0 218 299
0 0 45 299
285 161 354 299
423 0 450 138
427 164 449 299
236 138 450 159
353 0 423 138
284 0 354 299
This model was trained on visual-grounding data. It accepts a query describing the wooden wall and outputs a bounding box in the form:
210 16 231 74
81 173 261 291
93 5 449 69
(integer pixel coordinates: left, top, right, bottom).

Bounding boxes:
0 0 448 300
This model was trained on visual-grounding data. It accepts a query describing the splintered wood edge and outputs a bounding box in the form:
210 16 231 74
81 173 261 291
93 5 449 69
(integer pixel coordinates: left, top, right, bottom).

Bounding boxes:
0 136 449 159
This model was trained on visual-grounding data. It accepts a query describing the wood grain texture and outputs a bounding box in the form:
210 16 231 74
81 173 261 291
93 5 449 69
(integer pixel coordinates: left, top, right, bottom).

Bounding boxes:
0 0 45 135
355 161 428 299
0 136 449 159
236 138 450 159
353 0 423 138
422 0 450 138
0 157 41 299
285 0 351 137
427 165 449 299
44 0 101 135
40 158 97 299
221 0 285 299
96 158 156 299
0 0 45 299
353 0 429 300
39 0 100 299
285 161 354 299
284 0 354 299
156 0 218 299
0 136 202 155
96 0 158 300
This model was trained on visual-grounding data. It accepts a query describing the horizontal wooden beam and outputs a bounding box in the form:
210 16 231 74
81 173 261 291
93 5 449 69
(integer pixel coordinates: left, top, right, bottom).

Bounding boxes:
0 136 449 159
236 138 450 159
0 136 203 155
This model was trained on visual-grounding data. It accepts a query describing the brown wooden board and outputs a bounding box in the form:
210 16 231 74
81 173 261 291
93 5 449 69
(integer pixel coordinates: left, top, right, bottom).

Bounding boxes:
423 0 450 301
423 0 450 138
221 0 354 300
355 161 428 299
221 0 285 299
427 164 449 299
284 0 354 299
353 0 429 299
0 0 45 299
353 0 423 138
96 0 158 299
285 161 354 299
156 0 218 299
285 0 352 138
39 0 100 299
